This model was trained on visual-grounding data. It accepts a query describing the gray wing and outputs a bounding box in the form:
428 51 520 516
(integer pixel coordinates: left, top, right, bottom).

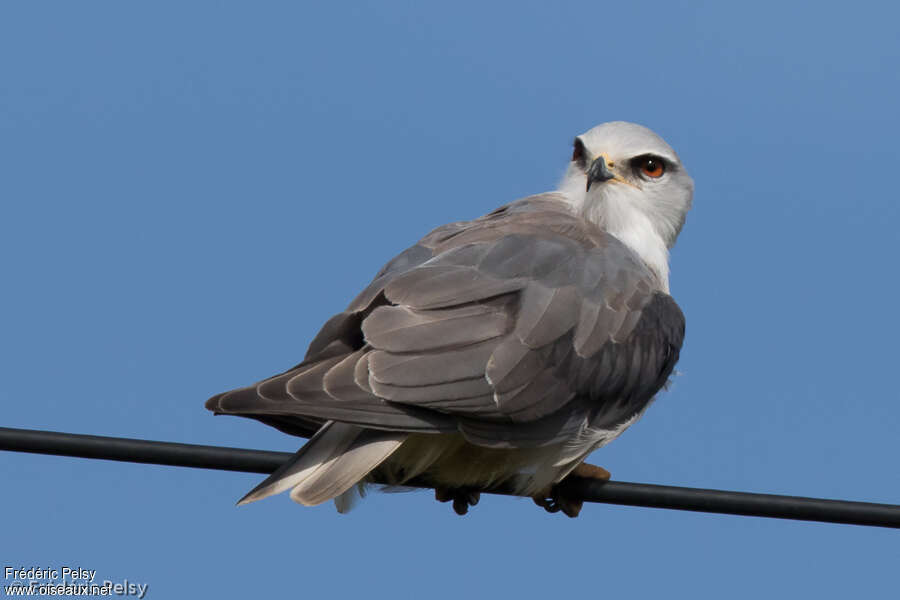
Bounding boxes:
207 194 685 448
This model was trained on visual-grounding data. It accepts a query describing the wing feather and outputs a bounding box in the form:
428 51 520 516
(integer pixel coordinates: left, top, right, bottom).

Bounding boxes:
514 285 579 348
370 376 492 404
368 339 496 386
362 304 509 353
485 337 546 393
208 195 685 450
384 265 522 310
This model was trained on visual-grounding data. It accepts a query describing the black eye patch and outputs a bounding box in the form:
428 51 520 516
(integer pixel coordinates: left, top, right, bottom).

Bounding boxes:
572 138 588 170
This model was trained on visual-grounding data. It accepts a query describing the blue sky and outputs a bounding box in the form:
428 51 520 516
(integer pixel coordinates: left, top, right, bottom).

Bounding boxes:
2 1 898 597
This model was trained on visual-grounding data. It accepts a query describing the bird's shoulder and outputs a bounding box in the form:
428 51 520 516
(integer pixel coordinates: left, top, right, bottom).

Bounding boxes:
347 193 664 315
419 192 618 254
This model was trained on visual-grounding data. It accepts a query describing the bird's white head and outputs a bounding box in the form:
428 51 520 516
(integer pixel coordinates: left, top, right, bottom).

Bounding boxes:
558 121 693 289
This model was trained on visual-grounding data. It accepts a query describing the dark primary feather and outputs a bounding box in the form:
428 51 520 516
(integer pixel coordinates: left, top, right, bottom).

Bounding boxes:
207 193 685 448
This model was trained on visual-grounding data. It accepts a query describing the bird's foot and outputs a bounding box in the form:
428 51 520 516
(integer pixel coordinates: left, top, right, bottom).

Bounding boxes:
532 489 584 518
532 462 611 518
435 487 481 516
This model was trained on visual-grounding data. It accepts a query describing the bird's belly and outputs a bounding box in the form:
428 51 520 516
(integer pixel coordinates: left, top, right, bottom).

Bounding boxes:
375 406 649 496
376 433 580 496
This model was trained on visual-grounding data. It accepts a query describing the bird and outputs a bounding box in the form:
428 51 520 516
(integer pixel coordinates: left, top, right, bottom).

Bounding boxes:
207 121 693 517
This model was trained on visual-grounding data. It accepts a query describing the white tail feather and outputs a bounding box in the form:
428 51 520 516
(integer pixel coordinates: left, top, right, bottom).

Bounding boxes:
333 483 367 514
290 433 404 506
236 421 405 509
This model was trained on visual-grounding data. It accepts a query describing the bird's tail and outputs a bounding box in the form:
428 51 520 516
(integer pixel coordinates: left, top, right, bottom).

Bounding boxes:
237 421 405 511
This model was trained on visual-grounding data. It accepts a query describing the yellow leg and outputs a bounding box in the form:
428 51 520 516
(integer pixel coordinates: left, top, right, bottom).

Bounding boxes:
570 462 611 481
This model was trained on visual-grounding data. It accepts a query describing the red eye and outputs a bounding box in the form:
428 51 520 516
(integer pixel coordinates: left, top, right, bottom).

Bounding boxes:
641 158 665 178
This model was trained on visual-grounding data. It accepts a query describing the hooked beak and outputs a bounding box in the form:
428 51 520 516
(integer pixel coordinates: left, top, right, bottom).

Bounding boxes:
586 155 615 191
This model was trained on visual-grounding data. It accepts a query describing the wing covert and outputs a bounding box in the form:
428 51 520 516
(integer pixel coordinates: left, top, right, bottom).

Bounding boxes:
208 195 685 448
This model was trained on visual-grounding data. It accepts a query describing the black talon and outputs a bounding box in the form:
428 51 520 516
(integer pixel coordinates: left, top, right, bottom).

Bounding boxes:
534 486 583 518
452 497 469 515
435 488 453 503
436 487 480 516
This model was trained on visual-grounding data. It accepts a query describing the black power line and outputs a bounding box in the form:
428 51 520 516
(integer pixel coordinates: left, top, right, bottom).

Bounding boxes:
1 426 898 529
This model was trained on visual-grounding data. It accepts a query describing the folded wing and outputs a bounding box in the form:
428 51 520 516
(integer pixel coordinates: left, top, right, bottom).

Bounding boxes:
208 194 685 450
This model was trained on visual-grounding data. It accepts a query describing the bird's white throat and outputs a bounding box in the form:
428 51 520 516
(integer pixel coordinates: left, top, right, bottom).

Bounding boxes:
558 173 671 291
